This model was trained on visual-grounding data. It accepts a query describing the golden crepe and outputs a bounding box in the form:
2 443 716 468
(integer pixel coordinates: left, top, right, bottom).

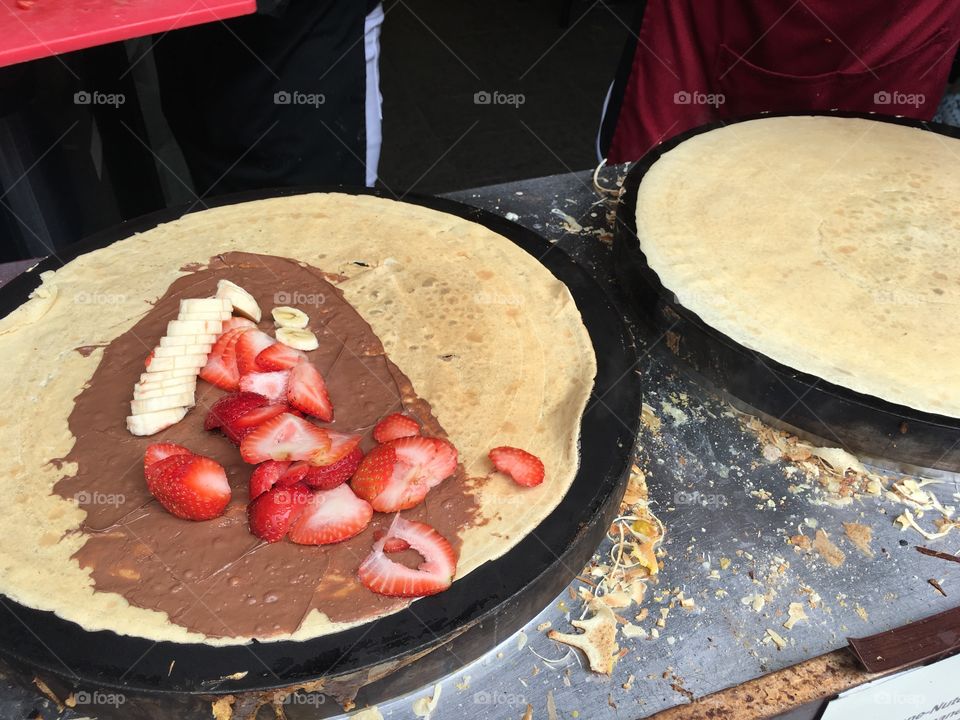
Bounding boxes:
0 193 596 645
635 115 960 418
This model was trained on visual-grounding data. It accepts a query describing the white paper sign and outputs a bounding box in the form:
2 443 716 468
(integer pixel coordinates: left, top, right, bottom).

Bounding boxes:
821 653 960 720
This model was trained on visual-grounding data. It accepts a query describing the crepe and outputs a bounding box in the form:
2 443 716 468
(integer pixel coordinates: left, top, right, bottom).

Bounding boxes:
635 115 960 418
0 193 596 644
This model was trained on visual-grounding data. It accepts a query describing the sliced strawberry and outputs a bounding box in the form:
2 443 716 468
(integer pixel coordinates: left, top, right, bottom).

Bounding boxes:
358 517 458 597
236 330 276 376
288 485 373 545
366 437 457 512
204 391 269 431
222 317 257 333
279 461 310 486
287 361 333 422
247 482 310 542
239 413 332 464
373 529 411 553
489 446 545 487
256 343 306 371
301 446 363 490
146 454 231 521
239 370 290 402
199 328 246 390
249 460 291 500
226 403 291 441
350 444 397 502
373 413 421 444
144 349 155 369
144 442 193 470
309 430 361 467
370 463 431 512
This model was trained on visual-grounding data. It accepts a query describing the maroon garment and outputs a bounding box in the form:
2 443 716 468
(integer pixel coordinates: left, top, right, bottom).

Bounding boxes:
604 0 960 162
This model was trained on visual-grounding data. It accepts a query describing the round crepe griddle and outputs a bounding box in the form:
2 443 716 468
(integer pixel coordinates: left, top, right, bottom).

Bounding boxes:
0 187 641 695
615 112 960 475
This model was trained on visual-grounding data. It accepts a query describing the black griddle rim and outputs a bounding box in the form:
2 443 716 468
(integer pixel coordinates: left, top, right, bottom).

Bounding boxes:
615 110 960 434
0 186 641 697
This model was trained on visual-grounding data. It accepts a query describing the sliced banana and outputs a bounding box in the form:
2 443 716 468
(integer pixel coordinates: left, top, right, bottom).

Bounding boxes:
130 392 195 415
271 306 309 329
275 327 319 351
145 354 208 372
179 310 232 322
216 280 261 322
126 407 188 436
139 368 197 383
180 297 231 314
133 381 197 400
151 343 213 359
160 333 218 347
166 319 224 336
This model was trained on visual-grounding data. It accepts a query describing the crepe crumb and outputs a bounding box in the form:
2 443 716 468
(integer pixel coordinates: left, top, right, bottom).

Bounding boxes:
521 704 534 720
783 602 808 629
843 522 875 557
623 674 635 690
548 601 619 674
350 708 385 720
812 529 846 567
455 676 470 691
719 557 731 570
855 605 869 622
211 696 235 720
537 621 551 632
765 629 788 650
412 684 441 718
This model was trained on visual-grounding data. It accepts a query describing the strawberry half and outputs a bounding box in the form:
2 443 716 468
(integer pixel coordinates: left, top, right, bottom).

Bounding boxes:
239 413 332 464
368 437 458 513
249 460 291 500
358 516 458 597
236 330 276 376
205 391 269 432
373 413 420 444
144 442 193 470
288 485 373 545
146 454 231 521
239 370 290 402
200 327 247 390
287 361 333 422
350 443 397 502
256 343 306 371
301 446 363 490
247 482 310 542
489 446 545 487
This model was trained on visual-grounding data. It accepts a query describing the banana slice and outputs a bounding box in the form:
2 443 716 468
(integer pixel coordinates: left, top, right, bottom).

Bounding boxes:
216 280 261 322
145 354 208 372
136 374 199 389
275 327 319 351
160 333 218 347
139 368 197 383
271 306 309 329
179 310 232 322
130 392 196 415
180 297 232 314
126 407 188 436
166 319 224 336
133 381 197 400
151 343 213 359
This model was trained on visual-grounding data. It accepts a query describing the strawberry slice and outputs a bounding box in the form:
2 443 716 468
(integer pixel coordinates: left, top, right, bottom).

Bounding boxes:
144 442 193 470
287 361 333 422
204 391 269 431
358 516 458 597
239 413 332 464
489 446 545 487
249 460 291 500
247 482 310 542
373 529 411 553
224 403 291 444
279 461 310 486
373 413 421 444
301 446 363 490
288 485 373 545
366 437 457 512
236 330 276 376
146 454 231 521
222 317 257 333
350 444 397 502
200 328 247 390
256 343 306 371
239 370 290 402
309 430 361 467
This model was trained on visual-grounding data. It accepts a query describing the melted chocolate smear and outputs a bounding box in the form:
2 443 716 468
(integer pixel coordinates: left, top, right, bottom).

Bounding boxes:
54 252 478 639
